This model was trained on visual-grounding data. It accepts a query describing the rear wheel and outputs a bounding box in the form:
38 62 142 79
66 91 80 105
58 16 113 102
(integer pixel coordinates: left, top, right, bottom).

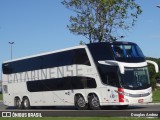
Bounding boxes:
22 97 31 109
75 95 88 110
14 97 22 109
88 94 101 110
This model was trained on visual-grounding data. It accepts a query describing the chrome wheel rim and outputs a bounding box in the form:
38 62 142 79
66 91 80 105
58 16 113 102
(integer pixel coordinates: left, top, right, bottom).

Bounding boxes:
24 99 29 108
91 97 99 107
77 97 85 107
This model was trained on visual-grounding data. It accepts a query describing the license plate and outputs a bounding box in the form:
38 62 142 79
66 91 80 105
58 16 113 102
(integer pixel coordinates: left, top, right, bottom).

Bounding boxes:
138 99 144 103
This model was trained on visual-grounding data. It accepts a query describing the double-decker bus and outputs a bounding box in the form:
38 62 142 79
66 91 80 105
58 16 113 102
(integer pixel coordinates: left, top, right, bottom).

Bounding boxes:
2 41 159 110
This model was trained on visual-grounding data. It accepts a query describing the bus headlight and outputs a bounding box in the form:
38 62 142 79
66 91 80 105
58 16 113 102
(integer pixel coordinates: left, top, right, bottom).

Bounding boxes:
115 90 130 96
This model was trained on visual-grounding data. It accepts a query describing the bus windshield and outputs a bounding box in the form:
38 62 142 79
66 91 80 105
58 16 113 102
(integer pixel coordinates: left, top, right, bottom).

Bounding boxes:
121 67 150 90
112 44 144 58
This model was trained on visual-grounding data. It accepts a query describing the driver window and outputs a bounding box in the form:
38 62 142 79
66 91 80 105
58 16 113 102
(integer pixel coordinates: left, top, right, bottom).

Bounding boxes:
113 46 123 57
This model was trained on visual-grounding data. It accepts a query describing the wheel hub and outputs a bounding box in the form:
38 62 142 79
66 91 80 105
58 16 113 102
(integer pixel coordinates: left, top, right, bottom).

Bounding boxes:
78 98 85 107
92 97 99 107
24 99 29 107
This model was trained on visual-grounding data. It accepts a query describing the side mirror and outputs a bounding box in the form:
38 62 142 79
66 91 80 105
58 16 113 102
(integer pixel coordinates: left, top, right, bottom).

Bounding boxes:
146 60 159 73
98 60 125 74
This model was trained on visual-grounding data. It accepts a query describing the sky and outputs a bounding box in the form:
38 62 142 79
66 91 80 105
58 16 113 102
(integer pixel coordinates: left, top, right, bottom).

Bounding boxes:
0 0 160 74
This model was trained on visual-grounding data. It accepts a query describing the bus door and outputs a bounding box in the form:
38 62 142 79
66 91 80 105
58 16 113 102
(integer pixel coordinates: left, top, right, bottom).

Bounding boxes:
100 69 120 103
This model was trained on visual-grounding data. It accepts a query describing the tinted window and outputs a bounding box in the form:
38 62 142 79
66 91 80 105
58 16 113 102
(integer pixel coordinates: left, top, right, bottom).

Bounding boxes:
73 49 91 66
87 42 145 64
87 79 97 88
98 64 120 87
107 72 119 87
111 43 145 63
121 67 150 90
27 77 97 92
72 78 84 89
87 43 114 62
112 44 144 58
3 48 91 74
42 50 74 68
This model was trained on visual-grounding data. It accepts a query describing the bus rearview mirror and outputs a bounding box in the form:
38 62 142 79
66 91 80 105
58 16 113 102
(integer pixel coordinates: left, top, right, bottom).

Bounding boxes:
146 60 159 73
98 60 125 74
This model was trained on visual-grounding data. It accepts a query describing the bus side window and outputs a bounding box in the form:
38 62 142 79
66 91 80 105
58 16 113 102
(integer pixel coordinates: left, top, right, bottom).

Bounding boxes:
113 46 123 57
2 63 12 74
73 49 91 66
3 85 8 93
106 72 119 87
2 64 8 74
87 79 97 88
71 78 84 89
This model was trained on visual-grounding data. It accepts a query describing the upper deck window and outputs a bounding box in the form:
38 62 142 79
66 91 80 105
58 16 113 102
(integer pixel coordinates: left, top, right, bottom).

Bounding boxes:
112 44 144 58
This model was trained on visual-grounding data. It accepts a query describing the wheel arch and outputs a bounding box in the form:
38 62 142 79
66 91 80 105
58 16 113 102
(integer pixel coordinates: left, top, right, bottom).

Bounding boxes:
22 95 31 104
22 95 30 100
14 96 22 103
74 93 85 99
74 93 87 103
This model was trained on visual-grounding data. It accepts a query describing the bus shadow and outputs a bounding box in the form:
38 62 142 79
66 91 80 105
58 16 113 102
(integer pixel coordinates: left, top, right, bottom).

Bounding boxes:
6 105 147 111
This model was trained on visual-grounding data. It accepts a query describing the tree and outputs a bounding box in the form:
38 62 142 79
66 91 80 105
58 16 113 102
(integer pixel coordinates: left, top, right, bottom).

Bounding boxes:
62 0 142 43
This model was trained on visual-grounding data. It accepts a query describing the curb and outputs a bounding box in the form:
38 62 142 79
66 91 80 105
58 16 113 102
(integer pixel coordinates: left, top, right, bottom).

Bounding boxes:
140 103 160 105
130 102 160 106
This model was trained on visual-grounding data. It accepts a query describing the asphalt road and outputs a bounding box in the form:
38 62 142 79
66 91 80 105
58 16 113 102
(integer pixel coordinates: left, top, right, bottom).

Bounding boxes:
0 102 160 117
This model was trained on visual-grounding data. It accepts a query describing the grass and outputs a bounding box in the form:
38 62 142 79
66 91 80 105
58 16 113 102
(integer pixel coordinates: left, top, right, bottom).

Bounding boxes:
152 88 160 103
0 117 159 120
0 93 2 100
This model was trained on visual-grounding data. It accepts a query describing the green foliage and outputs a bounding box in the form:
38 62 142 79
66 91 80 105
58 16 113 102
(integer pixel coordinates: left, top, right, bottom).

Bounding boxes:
152 72 160 90
151 74 158 91
62 0 142 43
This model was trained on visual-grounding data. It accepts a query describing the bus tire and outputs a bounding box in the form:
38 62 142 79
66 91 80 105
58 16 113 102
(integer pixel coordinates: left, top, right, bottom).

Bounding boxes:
88 94 101 110
75 95 88 110
22 97 31 109
14 97 22 109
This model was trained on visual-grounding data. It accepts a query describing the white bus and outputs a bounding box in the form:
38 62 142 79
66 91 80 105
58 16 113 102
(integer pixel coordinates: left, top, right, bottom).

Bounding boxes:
2 42 159 110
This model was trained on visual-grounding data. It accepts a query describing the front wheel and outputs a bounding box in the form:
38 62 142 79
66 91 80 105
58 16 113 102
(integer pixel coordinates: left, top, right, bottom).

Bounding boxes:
75 95 88 110
22 97 31 109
